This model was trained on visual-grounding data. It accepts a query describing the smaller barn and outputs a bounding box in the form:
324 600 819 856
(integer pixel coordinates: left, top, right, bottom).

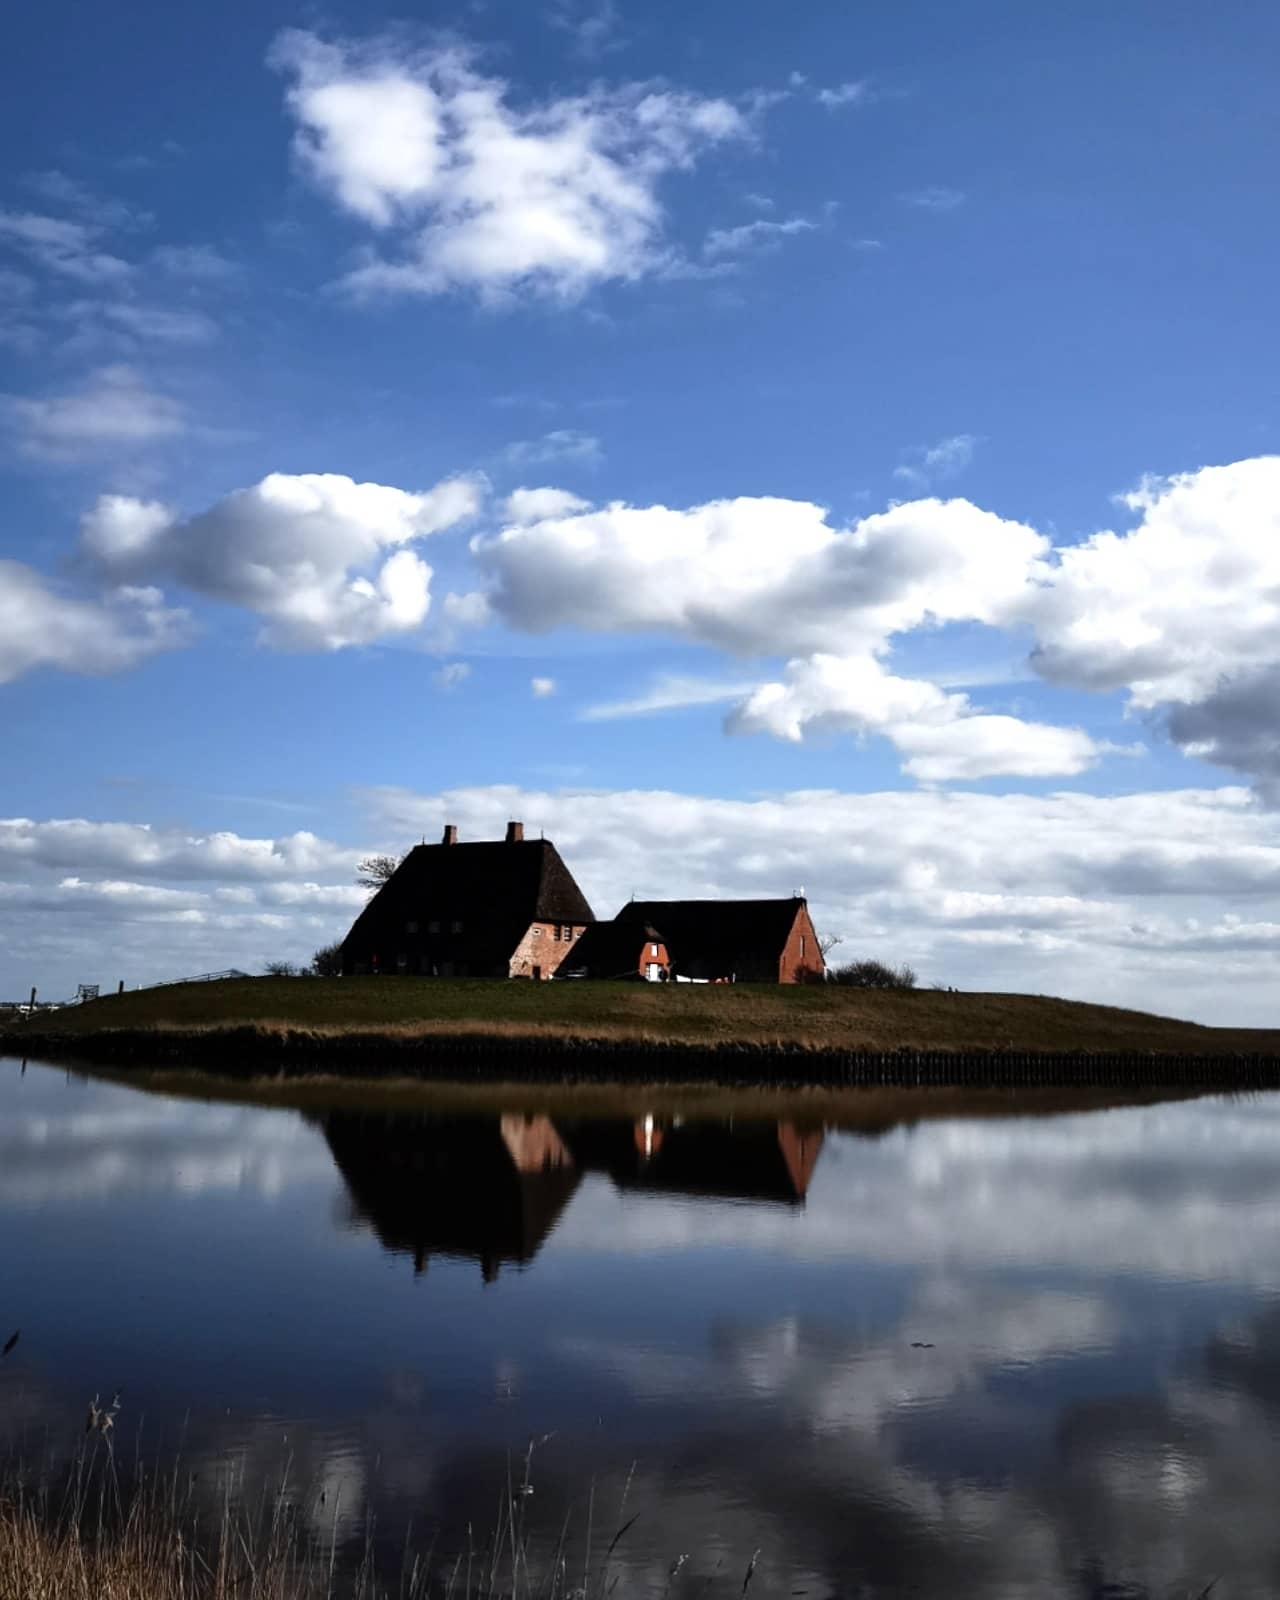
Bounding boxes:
557 896 821 984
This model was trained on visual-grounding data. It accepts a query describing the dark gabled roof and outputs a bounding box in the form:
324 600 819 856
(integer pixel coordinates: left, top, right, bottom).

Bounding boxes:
557 919 663 979
612 897 805 974
341 838 594 967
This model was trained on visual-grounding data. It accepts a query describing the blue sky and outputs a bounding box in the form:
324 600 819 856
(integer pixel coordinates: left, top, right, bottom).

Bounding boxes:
2 0 1279 1018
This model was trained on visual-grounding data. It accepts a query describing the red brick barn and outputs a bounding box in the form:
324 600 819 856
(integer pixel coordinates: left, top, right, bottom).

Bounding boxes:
556 897 822 984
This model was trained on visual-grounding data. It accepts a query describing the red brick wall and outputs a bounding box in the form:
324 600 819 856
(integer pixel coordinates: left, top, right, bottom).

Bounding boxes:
509 919 587 979
779 902 823 983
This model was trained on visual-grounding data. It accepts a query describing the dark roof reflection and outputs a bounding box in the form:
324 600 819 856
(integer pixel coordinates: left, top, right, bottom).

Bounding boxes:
318 1112 825 1279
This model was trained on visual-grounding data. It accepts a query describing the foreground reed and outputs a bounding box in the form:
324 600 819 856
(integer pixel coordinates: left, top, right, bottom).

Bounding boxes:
0 1434 714 1600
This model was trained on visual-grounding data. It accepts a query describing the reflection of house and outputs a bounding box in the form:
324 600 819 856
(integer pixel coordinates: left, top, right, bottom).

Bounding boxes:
340 822 594 979
557 898 822 984
319 1111 582 1281
320 1112 826 1280
560 1119 824 1205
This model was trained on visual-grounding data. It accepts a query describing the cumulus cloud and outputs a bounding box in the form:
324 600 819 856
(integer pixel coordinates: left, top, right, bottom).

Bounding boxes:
530 675 557 697
730 654 1100 780
269 28 749 301
1026 457 1280 792
81 471 483 650
0 562 189 684
467 457 1280 791
5 364 185 459
472 491 1046 655
471 488 1063 777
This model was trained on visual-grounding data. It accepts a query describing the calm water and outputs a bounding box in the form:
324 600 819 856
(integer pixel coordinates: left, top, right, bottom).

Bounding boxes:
4 1060 1280 1597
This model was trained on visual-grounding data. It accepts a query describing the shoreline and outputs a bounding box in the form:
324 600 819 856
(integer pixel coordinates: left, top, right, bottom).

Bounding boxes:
6 1021 1280 1092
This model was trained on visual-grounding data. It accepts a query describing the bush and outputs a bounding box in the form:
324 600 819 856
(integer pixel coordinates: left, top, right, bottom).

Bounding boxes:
311 942 343 978
828 958 917 989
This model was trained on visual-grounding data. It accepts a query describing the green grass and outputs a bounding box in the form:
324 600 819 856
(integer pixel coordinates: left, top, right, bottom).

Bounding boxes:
7 975 1278 1055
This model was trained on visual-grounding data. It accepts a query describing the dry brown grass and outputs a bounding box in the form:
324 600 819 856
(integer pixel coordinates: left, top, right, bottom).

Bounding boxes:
0 1437 662 1600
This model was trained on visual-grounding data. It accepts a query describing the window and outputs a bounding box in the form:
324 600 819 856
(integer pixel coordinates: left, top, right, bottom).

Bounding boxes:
800 935 806 958
427 920 440 934
532 926 541 937
406 920 419 934
451 920 463 934
651 943 659 956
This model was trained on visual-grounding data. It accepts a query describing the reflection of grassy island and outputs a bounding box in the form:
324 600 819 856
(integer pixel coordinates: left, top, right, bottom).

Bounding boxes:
4 976 1278 1088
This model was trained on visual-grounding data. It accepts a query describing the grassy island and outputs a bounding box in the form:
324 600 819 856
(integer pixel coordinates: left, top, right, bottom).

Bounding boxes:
2 976 1278 1093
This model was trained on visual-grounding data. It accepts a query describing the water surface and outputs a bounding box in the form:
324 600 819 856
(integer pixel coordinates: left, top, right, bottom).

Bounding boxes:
3 1057 1280 1597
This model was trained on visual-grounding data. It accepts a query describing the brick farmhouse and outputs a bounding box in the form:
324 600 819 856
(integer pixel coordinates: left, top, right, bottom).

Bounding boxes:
340 822 593 979
339 822 823 984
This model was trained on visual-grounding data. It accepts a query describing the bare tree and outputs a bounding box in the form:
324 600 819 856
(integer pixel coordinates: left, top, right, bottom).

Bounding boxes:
356 853 404 894
263 960 301 977
819 933 844 961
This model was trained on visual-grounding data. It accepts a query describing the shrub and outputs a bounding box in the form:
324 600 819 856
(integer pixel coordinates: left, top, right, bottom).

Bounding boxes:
828 958 917 989
311 942 343 977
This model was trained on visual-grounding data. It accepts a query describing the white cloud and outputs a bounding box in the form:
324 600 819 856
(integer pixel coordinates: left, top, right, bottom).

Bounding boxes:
20 170 148 230
815 80 869 108
503 486 590 522
82 471 484 650
530 675 557 697
503 430 601 467
894 432 977 487
0 819 351 882
582 671 760 721
435 660 471 689
0 210 133 283
5 364 185 459
0 562 189 685
94 301 218 344
703 216 818 260
472 490 1047 656
269 29 749 301
730 654 1100 780
900 186 965 212
1026 457 1280 793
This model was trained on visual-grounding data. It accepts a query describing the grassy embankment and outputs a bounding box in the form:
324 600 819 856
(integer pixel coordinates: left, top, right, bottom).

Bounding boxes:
4 974 1277 1057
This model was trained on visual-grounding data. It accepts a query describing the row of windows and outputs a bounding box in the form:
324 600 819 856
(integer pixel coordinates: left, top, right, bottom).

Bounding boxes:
405 920 463 934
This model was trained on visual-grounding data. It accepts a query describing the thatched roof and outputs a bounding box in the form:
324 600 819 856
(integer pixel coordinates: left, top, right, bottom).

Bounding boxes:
558 918 663 979
341 835 594 970
613 897 805 978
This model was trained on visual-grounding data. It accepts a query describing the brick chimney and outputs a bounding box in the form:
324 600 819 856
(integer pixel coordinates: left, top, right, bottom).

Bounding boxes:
441 823 458 845
505 820 525 843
